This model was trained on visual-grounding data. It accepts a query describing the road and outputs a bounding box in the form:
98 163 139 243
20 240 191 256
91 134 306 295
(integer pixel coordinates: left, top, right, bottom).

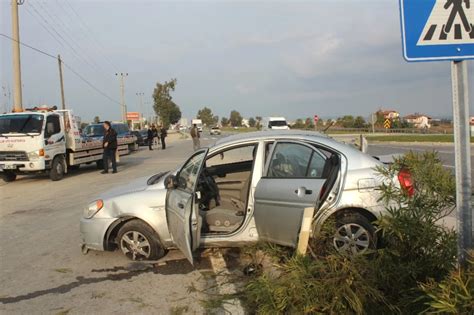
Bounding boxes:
367 142 474 179
0 134 232 314
0 132 469 314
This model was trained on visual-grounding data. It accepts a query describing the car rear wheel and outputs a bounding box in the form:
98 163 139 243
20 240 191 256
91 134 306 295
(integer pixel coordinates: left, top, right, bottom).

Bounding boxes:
117 220 165 261
333 212 376 255
1 171 17 182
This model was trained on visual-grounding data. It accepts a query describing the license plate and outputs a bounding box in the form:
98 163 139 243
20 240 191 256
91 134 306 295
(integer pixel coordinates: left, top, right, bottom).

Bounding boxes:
0 164 16 170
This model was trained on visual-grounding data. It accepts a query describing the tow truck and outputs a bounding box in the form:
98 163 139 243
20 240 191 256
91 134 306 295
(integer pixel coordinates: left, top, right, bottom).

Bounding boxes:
0 106 137 182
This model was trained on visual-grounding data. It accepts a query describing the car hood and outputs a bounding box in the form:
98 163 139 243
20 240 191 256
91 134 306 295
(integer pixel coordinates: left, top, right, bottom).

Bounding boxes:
99 171 168 200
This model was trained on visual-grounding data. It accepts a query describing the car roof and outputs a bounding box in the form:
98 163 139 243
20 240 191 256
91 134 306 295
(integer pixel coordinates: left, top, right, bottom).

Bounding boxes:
215 130 329 146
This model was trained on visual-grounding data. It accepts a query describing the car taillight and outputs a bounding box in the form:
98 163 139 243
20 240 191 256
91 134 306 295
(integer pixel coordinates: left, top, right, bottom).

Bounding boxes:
398 168 414 196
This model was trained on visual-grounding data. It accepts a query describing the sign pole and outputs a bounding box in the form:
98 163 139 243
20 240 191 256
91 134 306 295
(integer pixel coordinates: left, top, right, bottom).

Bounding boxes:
451 60 472 267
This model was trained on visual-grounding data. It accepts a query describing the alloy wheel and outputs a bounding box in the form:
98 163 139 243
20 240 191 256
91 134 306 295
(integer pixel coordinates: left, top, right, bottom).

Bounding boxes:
333 223 371 255
120 231 151 260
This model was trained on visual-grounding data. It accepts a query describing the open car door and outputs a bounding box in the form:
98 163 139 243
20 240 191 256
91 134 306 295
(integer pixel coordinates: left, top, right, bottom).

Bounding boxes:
254 141 338 247
166 148 208 264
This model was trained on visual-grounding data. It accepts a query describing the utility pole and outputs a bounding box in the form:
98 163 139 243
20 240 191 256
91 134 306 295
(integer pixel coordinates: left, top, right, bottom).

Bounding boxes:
57 55 66 110
115 73 128 122
136 92 144 129
11 0 24 112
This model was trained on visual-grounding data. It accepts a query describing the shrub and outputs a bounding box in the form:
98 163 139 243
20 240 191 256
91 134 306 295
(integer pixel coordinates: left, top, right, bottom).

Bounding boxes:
419 252 474 314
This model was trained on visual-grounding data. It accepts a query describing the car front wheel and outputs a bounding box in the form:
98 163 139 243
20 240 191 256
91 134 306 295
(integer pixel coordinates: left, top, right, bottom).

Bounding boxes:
333 212 376 255
117 220 165 261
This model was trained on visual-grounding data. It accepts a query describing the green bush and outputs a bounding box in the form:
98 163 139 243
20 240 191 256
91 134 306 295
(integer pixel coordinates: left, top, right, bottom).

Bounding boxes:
419 252 474 314
240 151 459 314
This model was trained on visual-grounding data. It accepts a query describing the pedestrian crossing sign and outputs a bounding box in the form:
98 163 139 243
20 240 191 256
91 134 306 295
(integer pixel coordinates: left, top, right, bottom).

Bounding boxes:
399 0 474 61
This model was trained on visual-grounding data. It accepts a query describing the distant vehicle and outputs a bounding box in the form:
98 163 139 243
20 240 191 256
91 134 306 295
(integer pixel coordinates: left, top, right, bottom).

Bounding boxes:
262 117 290 131
80 130 409 263
210 126 221 135
131 130 148 146
0 107 136 182
191 119 203 132
83 122 135 140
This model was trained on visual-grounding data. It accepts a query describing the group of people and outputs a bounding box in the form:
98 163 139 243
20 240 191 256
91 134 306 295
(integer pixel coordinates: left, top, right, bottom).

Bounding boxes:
100 121 168 175
147 125 167 150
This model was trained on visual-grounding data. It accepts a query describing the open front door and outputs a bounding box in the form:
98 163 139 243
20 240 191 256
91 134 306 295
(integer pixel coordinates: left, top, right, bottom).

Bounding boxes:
254 141 335 247
166 149 208 264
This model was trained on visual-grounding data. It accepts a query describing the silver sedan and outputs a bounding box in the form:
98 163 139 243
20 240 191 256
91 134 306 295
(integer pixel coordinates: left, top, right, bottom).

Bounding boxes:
80 130 406 263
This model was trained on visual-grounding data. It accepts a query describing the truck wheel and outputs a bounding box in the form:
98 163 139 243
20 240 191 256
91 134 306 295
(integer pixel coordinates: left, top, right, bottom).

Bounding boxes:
1 171 17 182
117 220 166 261
50 156 65 181
96 160 104 170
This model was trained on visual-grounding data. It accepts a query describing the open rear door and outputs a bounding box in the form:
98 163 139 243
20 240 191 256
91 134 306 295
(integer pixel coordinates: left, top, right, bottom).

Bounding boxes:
166 149 208 264
254 141 330 247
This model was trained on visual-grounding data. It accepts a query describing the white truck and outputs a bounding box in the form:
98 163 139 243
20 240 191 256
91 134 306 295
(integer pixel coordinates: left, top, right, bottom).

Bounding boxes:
191 119 203 132
0 106 137 182
262 117 290 130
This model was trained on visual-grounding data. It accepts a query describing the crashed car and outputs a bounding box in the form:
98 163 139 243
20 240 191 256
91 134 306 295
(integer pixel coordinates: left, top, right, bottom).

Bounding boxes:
80 130 411 263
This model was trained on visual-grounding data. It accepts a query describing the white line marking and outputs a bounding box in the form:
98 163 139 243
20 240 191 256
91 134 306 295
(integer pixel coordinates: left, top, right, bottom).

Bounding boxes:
209 251 244 314
443 164 455 169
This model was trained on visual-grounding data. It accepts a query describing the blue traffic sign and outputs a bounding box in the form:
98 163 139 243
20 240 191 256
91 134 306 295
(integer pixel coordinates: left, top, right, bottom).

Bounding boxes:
399 0 474 61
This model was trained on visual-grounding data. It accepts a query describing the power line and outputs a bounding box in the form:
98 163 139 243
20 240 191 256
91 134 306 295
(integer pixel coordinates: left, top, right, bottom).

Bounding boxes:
0 33 120 105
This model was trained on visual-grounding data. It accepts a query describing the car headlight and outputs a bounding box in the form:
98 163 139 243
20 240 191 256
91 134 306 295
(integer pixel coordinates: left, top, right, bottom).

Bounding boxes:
27 149 44 160
84 199 104 219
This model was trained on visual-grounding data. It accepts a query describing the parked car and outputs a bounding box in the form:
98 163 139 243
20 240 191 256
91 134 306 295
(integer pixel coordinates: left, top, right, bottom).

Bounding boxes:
210 126 221 135
83 122 135 140
80 130 410 263
131 130 148 146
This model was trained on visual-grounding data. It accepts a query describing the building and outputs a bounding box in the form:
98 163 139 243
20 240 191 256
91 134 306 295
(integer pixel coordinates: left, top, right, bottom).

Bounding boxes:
377 109 400 120
404 113 432 129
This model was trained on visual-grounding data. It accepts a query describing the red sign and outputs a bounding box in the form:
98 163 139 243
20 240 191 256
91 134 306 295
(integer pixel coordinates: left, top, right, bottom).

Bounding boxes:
126 112 140 121
313 115 319 123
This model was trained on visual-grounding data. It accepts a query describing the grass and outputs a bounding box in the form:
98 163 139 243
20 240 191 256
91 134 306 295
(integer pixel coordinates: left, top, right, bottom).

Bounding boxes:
366 134 473 143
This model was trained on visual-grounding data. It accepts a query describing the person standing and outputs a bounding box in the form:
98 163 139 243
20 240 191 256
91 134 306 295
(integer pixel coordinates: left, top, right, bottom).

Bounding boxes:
160 125 167 150
152 125 160 148
101 121 118 174
147 126 154 150
191 124 200 151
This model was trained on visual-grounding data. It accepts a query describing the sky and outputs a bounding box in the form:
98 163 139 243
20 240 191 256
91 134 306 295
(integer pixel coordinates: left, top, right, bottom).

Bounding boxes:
1 0 473 123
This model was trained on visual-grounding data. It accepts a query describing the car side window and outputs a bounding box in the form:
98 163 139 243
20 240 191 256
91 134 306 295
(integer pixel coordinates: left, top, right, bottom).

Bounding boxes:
206 144 256 167
177 151 206 193
267 143 313 178
307 151 327 178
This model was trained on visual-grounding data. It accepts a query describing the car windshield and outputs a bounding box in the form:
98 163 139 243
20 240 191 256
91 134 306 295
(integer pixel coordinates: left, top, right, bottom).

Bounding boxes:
0 114 44 134
83 125 104 137
270 120 287 127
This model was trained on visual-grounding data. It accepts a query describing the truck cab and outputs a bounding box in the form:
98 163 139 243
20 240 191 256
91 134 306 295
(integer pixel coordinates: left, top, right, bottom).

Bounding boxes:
0 109 68 182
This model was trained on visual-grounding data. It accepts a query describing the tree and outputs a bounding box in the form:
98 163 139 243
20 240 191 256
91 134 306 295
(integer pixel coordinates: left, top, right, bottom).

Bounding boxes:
197 107 218 127
229 110 243 127
152 78 182 127
221 117 229 126
248 117 256 128
304 117 314 129
354 116 366 128
80 122 89 130
292 118 305 129
93 116 100 124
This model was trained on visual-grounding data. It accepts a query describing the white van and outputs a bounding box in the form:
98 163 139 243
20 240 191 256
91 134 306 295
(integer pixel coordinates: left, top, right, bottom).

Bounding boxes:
262 117 290 130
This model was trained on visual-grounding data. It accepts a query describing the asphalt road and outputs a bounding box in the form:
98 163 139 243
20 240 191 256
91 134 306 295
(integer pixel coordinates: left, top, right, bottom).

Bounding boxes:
367 142 473 179
0 134 232 314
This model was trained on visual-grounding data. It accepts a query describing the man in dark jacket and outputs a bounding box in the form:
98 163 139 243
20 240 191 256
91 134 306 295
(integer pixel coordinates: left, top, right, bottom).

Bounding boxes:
147 126 154 150
101 121 118 174
160 125 167 150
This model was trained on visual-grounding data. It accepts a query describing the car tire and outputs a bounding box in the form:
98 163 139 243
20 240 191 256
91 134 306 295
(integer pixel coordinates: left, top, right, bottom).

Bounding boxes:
49 156 65 181
117 220 166 261
333 212 376 255
1 171 17 182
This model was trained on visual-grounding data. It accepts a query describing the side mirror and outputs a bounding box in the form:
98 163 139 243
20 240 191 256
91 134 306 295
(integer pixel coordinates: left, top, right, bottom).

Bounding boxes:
164 175 178 189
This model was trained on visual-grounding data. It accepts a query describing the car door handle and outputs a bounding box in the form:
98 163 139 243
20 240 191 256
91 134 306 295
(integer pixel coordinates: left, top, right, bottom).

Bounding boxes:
177 203 185 209
295 187 313 197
